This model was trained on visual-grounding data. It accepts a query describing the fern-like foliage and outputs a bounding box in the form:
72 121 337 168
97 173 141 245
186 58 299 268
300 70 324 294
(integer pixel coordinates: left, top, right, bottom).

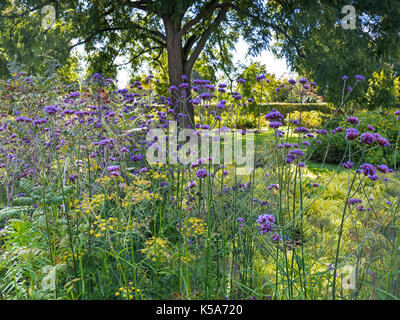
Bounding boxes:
13 179 75 207
0 206 31 219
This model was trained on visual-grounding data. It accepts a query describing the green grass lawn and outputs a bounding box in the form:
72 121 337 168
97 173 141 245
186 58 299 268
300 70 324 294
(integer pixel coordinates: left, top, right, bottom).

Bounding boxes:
305 160 344 173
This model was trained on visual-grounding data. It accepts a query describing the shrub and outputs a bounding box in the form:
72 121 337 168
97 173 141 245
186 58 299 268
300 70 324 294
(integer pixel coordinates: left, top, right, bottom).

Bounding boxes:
1 70 400 301
308 132 362 164
228 113 268 129
361 69 400 111
308 109 400 168
247 102 334 118
285 110 327 129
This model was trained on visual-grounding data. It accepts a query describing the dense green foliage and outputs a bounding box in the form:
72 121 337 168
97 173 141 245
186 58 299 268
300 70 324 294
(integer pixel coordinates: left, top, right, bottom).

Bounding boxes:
1 72 400 300
310 109 400 168
0 0 79 80
1 0 400 303
2 1 400 112
274 0 400 107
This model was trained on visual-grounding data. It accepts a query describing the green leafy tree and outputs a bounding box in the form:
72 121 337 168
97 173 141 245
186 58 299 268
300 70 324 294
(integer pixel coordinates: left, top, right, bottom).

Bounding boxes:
361 68 400 110
65 0 278 126
272 0 400 107
236 62 287 101
3 0 400 121
0 0 78 80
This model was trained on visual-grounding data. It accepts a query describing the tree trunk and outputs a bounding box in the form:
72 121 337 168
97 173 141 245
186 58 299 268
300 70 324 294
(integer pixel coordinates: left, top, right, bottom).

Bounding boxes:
163 18 195 128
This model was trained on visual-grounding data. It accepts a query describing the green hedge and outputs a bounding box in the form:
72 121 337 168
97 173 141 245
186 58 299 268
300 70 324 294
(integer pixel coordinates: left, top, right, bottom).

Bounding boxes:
247 102 334 117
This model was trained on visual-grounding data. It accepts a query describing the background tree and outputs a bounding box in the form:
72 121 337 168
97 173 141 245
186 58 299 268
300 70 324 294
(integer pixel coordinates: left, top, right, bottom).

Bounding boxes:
272 0 400 107
66 0 283 127
361 68 400 110
0 0 79 81
236 62 285 101
2 0 400 120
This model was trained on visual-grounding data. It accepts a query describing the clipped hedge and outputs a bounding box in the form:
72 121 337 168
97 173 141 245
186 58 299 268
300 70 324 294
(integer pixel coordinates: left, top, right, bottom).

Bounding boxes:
247 102 334 117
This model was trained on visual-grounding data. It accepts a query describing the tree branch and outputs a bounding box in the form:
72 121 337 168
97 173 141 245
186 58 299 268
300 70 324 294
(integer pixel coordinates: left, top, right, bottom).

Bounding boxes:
130 23 166 43
115 46 163 67
185 4 230 71
242 9 306 59
125 0 150 12
177 0 221 39
69 23 166 52
152 49 165 73
68 27 130 51
0 1 53 18
268 24 306 58
183 34 199 59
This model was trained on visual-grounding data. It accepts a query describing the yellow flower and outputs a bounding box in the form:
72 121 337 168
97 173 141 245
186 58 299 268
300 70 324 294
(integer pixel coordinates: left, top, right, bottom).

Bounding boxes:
185 217 207 237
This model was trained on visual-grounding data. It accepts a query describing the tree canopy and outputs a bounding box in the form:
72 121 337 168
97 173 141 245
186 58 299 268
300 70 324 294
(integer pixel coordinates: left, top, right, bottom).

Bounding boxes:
1 0 400 116
272 0 400 104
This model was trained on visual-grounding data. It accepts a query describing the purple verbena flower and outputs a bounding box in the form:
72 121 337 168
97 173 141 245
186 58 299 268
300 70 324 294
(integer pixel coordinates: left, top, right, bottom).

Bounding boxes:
195 169 207 179
265 109 284 121
256 74 266 81
44 104 60 115
294 127 311 134
346 117 359 125
342 161 354 169
377 165 389 173
271 232 281 241
348 198 363 205
359 132 376 145
269 121 282 129
360 163 376 176
374 134 390 147
256 214 275 235
346 128 359 140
